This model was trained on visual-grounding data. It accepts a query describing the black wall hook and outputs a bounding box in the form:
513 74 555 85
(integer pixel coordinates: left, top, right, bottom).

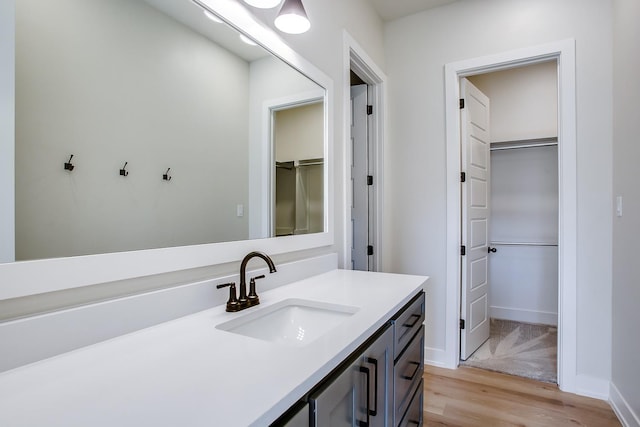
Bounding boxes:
64 155 75 171
120 162 129 177
163 168 172 181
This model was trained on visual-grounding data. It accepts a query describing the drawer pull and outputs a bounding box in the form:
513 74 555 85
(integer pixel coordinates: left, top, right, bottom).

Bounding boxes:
402 313 421 328
358 366 371 427
406 420 420 426
401 361 421 381
365 357 378 416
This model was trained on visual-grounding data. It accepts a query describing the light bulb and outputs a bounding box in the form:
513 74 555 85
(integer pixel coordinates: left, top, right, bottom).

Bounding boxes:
274 0 310 34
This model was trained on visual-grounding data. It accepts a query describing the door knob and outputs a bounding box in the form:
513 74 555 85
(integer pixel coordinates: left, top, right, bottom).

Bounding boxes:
488 247 497 253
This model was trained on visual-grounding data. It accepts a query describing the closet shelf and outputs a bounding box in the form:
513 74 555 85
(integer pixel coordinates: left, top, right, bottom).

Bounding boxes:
490 137 558 151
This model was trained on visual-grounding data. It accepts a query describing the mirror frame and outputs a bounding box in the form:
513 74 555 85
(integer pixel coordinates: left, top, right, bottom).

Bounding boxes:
0 0 334 300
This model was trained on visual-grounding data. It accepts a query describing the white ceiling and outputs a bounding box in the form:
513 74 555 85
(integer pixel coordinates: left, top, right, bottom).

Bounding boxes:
367 0 458 21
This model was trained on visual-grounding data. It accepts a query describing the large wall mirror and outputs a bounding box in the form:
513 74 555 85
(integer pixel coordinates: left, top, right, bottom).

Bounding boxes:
0 0 333 299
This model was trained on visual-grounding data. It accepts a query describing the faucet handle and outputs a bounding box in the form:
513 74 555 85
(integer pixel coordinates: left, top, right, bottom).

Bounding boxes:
216 282 241 312
247 275 265 307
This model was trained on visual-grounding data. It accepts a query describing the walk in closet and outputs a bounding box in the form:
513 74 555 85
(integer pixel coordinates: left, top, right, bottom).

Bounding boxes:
469 60 559 328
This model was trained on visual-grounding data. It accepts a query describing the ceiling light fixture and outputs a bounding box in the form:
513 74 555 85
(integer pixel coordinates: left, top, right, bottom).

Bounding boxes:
239 34 258 46
243 0 282 8
274 0 310 34
203 10 223 23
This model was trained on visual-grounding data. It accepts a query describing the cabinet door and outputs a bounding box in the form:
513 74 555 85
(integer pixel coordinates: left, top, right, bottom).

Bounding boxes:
310 358 364 426
279 402 310 427
360 326 393 427
310 326 392 427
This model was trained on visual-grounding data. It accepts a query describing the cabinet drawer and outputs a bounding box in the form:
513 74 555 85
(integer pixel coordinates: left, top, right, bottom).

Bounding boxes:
392 292 425 360
394 325 424 423
398 379 423 427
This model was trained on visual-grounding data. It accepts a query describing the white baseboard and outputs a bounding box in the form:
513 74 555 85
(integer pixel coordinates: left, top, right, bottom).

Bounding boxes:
425 346 452 368
572 373 610 400
610 382 640 427
491 306 558 326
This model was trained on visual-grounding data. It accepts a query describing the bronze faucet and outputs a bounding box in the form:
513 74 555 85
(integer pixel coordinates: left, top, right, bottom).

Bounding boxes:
217 251 277 312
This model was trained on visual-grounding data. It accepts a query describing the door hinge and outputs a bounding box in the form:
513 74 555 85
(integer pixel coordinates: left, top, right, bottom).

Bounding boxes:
461 245 466 256
460 319 465 330
367 105 373 115
459 99 465 109
367 175 373 186
461 172 466 183
367 245 374 256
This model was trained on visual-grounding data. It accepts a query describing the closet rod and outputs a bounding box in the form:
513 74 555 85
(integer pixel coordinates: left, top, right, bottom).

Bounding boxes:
490 137 558 151
491 241 558 247
295 161 324 167
490 142 557 151
295 158 324 167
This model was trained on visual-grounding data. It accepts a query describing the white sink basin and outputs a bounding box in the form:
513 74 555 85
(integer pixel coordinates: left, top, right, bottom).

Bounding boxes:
215 298 359 346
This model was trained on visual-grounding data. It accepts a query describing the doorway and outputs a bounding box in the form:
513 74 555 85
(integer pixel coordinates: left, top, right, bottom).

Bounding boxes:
345 32 386 272
444 39 578 392
350 72 373 270
458 62 559 383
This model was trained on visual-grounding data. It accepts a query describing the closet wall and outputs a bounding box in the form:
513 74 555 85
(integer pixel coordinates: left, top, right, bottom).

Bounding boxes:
469 61 559 326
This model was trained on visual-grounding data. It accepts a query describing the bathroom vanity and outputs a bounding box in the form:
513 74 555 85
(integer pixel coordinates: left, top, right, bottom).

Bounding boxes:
280 290 425 427
0 269 427 426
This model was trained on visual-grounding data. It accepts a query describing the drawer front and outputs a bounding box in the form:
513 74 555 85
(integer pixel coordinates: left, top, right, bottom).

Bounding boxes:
394 325 424 423
398 379 423 427
393 292 425 360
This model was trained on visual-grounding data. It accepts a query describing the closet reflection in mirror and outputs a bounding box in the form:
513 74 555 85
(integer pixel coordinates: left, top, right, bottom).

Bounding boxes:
11 0 325 262
273 102 324 236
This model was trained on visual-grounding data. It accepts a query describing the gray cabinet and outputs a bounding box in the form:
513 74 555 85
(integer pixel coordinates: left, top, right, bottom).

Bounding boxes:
309 325 393 427
391 293 425 426
275 291 425 427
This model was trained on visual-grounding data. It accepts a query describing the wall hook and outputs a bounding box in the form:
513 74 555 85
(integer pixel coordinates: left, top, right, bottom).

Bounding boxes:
120 162 129 177
163 168 172 181
64 155 75 171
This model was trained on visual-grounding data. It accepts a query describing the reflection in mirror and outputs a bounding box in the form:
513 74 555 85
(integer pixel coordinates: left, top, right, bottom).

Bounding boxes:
273 102 324 236
9 0 325 263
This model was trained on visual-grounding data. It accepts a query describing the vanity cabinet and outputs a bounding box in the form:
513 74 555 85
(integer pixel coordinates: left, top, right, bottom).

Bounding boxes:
391 293 425 426
309 325 393 427
275 290 425 427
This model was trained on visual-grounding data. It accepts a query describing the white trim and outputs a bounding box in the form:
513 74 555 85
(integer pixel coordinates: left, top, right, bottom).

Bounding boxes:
490 306 558 326
0 0 14 264
342 30 387 271
1 0 335 300
259 89 325 238
610 382 640 427
425 347 448 368
574 374 610 401
444 40 578 394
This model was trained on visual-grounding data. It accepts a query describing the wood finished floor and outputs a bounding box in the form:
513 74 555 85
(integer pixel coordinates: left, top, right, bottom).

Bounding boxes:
423 365 621 426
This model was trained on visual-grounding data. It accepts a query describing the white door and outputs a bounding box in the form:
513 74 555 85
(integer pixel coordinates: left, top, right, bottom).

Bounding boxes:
351 84 369 270
460 78 491 360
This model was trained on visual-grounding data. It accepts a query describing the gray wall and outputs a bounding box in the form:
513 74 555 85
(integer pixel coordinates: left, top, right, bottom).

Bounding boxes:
15 0 250 260
384 0 612 383
612 0 640 422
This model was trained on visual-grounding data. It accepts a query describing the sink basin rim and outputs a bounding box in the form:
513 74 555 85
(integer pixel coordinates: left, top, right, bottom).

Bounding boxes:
215 298 360 345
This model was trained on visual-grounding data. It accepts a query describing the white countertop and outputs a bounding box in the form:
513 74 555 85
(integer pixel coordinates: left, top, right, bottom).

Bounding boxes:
0 269 427 426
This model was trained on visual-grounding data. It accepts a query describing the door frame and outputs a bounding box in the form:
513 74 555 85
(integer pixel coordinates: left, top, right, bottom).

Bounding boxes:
255 90 325 239
444 39 577 393
343 31 387 271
